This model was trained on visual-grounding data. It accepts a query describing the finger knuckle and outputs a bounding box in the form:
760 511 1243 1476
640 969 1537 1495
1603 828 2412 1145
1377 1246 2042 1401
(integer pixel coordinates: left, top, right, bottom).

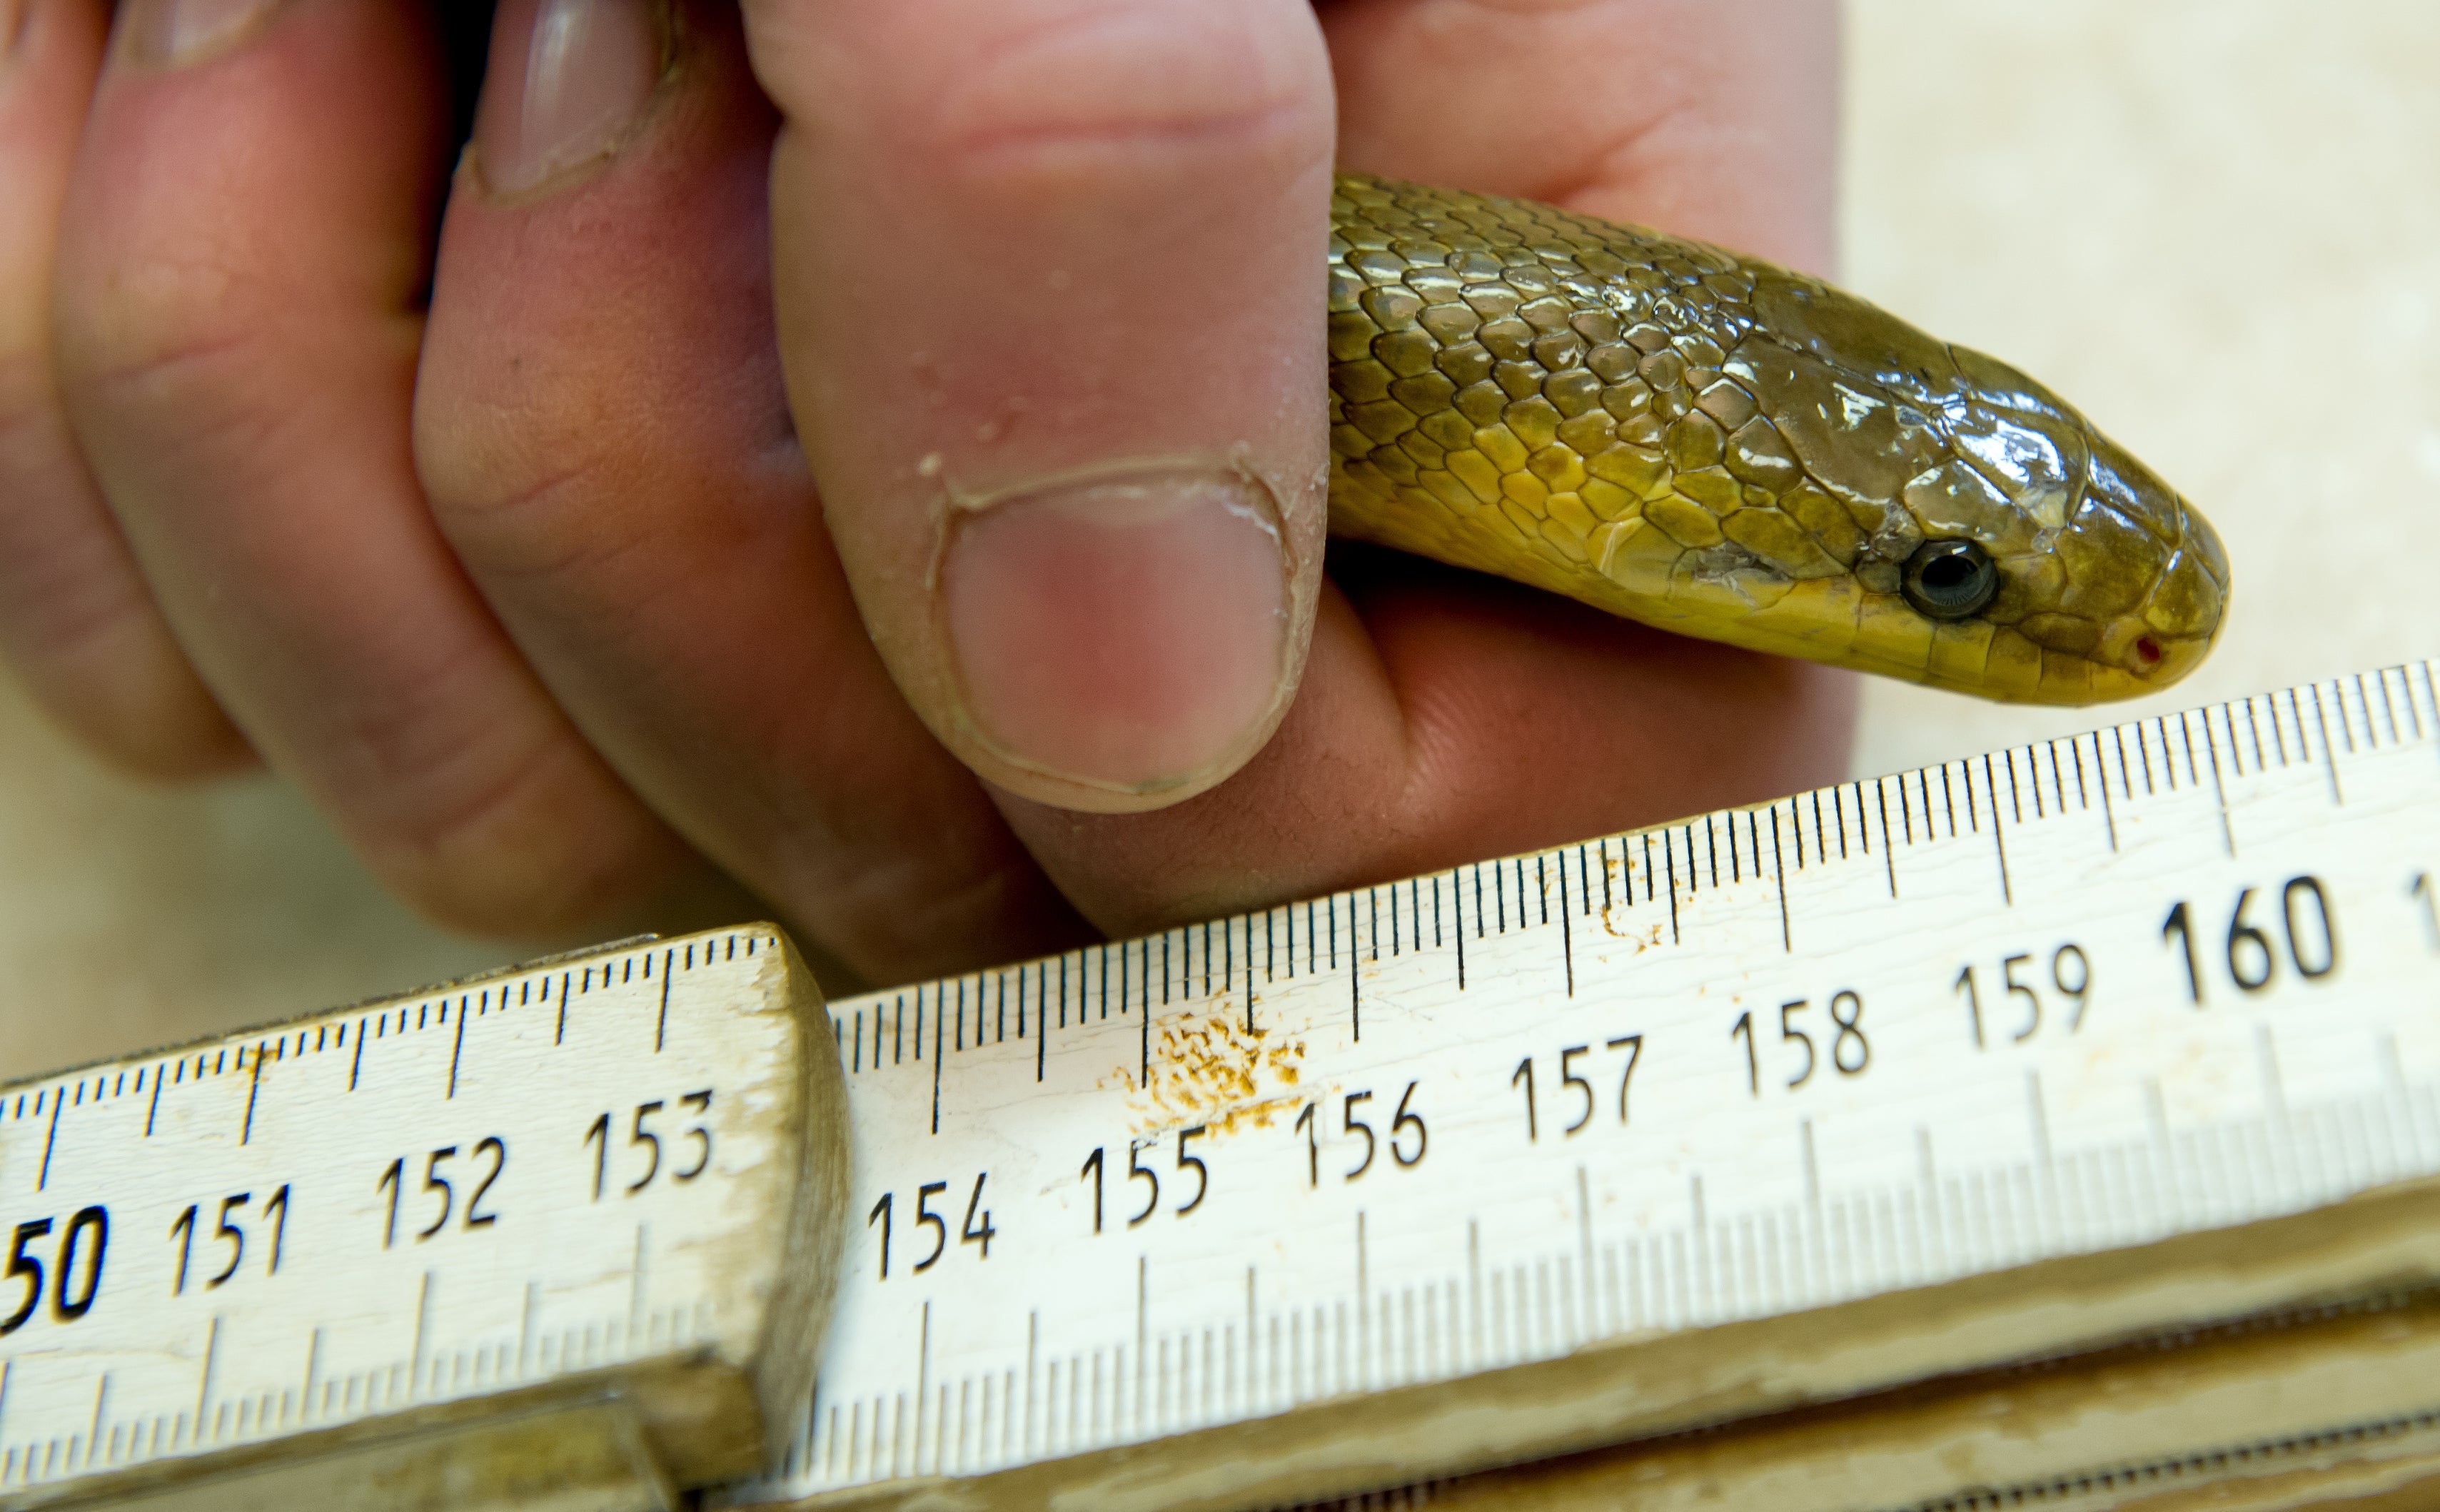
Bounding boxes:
0 396 248 778
0 618 251 782
351 701 682 937
54 241 273 418
917 4 1331 200
413 338 728 588
418 435 633 586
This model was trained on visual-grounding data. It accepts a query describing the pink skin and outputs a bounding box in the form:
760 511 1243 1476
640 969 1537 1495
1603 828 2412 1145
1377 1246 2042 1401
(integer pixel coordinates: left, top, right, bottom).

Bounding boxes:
1011 548 1853 931
419 4 1087 982
0 0 247 775
750 0 1340 812
0 0 1852 989
50 0 694 935
943 475 1290 791
1324 0 1840 273
984 0 1852 923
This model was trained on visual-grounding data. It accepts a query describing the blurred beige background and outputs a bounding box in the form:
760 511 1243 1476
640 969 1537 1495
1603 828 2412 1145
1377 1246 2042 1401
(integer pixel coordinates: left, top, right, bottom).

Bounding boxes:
4 2 2435 1081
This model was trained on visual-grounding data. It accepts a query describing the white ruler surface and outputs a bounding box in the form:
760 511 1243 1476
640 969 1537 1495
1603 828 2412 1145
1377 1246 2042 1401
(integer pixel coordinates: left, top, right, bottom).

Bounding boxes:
3 665 2439 1511
0 931 845 1508
740 663 2440 1506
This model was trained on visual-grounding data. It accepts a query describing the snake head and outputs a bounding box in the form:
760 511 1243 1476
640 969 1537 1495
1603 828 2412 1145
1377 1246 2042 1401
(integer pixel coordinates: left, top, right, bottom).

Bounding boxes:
1319 176 2227 706
1728 274 2230 703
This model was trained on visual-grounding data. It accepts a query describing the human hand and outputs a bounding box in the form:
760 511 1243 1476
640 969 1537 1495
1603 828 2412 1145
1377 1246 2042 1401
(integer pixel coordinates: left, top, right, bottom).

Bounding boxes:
0 0 1851 992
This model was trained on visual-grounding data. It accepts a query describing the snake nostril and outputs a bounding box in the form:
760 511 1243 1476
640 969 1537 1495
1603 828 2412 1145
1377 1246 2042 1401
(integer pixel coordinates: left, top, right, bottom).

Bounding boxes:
2135 636 2163 667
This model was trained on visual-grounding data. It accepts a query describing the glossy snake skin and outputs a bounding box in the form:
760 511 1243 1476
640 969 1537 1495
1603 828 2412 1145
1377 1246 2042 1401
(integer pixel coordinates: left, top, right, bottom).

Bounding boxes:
1326 173 2227 703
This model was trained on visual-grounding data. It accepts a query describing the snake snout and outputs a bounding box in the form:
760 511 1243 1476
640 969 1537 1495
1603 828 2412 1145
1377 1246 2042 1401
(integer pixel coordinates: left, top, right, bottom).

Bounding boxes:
2050 432 2228 697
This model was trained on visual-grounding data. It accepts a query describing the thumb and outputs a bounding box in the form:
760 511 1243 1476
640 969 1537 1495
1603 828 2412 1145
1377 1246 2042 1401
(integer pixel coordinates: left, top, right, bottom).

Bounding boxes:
740 0 1336 813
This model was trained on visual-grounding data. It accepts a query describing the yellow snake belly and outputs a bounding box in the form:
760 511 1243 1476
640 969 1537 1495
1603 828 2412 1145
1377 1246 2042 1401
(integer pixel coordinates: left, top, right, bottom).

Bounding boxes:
1326 173 2227 705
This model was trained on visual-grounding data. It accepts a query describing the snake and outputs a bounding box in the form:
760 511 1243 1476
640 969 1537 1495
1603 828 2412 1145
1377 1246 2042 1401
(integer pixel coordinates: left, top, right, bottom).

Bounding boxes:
1325 173 2227 705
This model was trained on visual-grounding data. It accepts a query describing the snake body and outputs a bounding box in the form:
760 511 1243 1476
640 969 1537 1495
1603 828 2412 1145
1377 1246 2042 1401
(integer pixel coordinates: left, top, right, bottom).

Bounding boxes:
1326 174 2227 704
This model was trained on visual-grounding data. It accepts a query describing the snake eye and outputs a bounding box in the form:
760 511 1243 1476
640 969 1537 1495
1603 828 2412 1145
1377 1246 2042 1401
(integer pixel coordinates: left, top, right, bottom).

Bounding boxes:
1902 539 1998 620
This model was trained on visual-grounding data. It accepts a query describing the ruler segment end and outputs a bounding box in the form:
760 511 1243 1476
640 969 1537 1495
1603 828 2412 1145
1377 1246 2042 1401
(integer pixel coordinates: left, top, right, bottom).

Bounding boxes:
0 924 854 1511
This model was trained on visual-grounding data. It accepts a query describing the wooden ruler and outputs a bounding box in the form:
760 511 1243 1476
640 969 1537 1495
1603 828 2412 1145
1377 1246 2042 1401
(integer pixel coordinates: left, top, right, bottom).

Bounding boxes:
0 932 849 1509
5 665 2440 1510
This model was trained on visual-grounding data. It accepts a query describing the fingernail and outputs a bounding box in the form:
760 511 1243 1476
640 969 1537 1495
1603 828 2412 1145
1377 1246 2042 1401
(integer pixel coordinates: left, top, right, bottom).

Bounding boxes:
473 0 663 198
942 466 1290 794
116 0 280 67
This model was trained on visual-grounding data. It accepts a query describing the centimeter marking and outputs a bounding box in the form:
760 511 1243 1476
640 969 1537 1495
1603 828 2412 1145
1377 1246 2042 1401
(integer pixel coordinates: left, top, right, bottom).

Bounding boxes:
3 666 2438 1508
732 665 2440 1504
